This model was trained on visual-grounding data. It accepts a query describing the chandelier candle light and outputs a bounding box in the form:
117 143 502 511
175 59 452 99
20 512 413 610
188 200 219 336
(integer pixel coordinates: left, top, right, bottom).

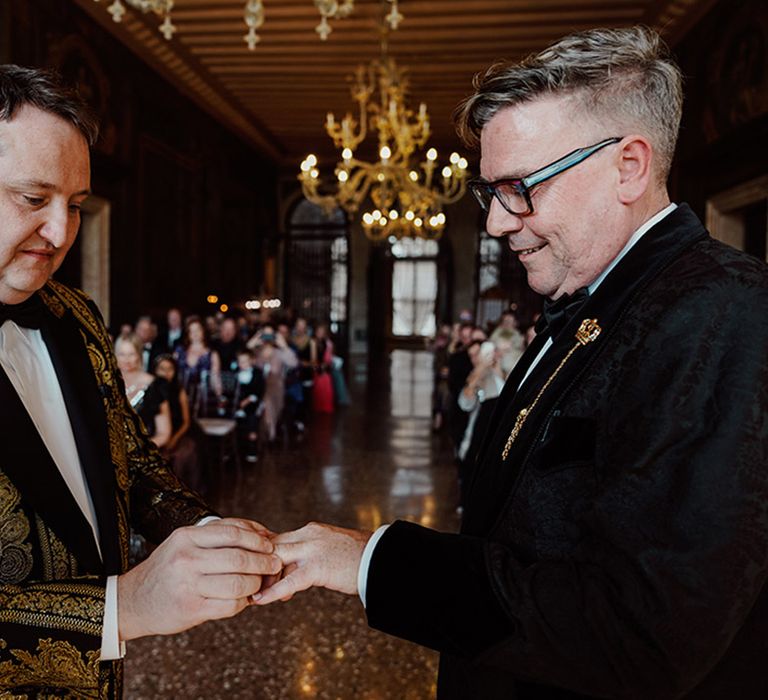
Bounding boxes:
299 56 468 241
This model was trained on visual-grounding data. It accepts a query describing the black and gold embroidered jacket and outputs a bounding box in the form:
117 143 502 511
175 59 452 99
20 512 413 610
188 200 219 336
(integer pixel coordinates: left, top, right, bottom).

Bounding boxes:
0 280 215 699
365 205 768 699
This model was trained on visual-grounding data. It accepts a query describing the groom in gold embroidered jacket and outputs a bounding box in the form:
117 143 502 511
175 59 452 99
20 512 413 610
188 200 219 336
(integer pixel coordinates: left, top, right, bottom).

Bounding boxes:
0 67 281 697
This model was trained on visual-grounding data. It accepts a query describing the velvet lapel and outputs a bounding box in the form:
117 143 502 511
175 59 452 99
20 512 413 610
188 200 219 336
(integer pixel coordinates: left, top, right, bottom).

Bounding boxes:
462 204 708 536
0 361 102 572
38 304 122 574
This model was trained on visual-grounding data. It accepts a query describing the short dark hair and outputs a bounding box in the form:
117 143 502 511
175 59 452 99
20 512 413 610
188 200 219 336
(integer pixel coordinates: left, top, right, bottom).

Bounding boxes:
0 64 99 145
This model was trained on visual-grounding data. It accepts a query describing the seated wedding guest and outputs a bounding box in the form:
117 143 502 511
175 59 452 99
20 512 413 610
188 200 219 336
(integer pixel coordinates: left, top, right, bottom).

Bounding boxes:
292 317 317 417
277 320 305 433
117 322 132 339
430 323 453 431
153 306 183 357
134 314 157 371
175 315 222 412
447 324 485 451
312 323 335 414
153 354 202 492
204 314 218 337
214 316 244 374
252 326 299 444
456 339 505 504
115 334 171 448
233 349 266 463
489 310 526 376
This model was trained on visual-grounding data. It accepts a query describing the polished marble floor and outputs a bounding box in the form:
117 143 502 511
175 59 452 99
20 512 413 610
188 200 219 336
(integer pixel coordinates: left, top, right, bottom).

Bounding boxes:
125 350 460 699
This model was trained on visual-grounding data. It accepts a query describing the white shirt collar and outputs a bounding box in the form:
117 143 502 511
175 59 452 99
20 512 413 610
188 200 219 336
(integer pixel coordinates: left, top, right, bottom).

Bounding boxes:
588 202 677 294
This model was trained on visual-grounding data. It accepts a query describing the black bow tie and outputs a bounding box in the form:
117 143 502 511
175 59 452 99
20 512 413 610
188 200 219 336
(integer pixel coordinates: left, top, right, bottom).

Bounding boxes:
535 288 590 339
0 294 46 330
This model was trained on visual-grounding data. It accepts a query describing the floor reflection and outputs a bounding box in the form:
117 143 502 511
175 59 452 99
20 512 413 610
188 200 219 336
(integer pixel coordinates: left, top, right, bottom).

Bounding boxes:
125 350 457 699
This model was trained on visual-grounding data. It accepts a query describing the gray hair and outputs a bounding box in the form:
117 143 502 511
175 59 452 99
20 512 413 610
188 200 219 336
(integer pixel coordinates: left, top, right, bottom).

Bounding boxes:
455 26 683 181
0 64 99 146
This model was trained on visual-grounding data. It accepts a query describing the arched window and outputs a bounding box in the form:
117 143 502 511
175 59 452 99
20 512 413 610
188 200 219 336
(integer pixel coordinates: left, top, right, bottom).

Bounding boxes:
286 200 349 348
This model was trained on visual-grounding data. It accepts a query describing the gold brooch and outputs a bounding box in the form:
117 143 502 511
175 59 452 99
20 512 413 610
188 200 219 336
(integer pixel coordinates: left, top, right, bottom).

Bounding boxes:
502 319 602 461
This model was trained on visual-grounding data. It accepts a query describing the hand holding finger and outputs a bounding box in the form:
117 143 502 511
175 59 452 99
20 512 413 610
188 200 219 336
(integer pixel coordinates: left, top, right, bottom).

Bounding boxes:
189 522 274 554
252 563 309 605
206 517 275 538
197 573 264 599
195 546 282 577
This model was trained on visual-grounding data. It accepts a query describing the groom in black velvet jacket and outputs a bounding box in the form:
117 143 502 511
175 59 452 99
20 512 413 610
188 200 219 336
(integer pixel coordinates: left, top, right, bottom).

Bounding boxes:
257 26 768 699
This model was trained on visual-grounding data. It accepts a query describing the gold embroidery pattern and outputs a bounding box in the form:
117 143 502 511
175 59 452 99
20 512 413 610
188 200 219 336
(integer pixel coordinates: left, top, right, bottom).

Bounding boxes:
36 289 65 320
0 476 33 586
502 319 603 460
113 499 129 572
0 638 99 699
0 584 103 638
40 284 99 345
35 517 76 582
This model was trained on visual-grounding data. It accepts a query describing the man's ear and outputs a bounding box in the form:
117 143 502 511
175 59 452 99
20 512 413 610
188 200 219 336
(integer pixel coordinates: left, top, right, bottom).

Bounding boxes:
615 136 654 204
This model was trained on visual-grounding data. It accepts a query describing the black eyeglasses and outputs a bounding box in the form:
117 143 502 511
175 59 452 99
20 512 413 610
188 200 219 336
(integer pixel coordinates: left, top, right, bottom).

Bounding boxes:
468 137 623 217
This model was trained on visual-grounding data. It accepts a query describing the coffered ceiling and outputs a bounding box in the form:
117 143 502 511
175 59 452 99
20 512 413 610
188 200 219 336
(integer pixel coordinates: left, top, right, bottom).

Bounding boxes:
73 0 716 166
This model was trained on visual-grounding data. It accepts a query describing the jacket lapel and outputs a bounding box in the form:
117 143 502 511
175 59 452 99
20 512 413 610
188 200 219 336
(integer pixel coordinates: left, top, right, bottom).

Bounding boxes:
39 305 122 573
0 361 102 572
462 204 708 535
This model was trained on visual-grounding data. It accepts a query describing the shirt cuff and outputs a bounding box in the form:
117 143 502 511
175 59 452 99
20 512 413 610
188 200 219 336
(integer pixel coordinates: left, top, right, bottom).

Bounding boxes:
100 575 126 660
357 524 390 609
196 516 221 526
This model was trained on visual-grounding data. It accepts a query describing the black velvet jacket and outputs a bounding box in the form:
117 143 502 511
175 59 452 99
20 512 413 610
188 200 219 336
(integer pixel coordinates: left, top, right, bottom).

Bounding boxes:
365 205 768 699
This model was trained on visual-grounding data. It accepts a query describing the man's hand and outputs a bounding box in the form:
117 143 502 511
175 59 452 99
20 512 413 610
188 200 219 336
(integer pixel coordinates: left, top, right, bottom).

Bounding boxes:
118 518 281 641
252 522 371 605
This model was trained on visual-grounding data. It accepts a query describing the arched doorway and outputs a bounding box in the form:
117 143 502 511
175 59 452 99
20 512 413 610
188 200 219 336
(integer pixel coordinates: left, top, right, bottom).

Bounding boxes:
285 199 350 355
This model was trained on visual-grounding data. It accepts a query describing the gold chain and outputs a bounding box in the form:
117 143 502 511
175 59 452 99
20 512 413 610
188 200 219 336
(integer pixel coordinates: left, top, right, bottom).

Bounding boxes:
502 319 602 461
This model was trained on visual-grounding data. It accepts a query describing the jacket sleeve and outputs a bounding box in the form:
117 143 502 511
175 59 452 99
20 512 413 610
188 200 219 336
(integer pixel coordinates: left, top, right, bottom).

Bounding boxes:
365 273 768 699
0 578 105 648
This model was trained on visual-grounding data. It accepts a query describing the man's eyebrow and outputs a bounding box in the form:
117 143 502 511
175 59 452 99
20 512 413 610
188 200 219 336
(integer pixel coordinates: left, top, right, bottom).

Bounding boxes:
9 179 91 197
10 179 55 189
480 173 525 184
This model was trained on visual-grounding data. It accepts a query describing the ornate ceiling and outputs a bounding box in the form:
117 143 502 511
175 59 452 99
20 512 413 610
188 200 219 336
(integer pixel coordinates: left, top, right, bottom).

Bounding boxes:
73 0 717 165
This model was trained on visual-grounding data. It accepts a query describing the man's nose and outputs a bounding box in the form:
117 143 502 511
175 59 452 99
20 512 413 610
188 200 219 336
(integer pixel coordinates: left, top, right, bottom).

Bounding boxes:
38 204 71 248
485 197 524 238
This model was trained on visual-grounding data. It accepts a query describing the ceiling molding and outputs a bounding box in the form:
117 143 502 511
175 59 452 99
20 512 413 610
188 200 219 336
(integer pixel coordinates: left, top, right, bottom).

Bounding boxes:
72 0 284 161
74 0 716 167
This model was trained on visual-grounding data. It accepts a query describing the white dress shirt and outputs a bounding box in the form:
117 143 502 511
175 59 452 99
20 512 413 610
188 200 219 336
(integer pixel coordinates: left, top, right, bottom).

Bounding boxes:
0 321 123 659
357 202 678 607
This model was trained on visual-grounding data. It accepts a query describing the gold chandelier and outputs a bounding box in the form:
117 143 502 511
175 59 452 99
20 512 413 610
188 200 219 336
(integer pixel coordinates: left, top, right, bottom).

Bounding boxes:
298 54 468 242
